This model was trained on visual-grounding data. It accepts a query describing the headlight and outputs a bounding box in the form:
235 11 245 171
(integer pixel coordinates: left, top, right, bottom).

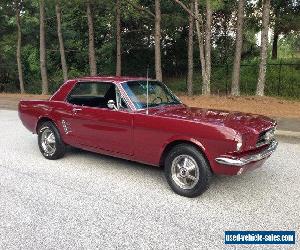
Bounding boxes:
234 132 244 152
236 141 243 151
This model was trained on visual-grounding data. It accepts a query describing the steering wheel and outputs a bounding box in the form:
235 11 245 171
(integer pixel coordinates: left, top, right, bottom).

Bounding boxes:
151 96 163 104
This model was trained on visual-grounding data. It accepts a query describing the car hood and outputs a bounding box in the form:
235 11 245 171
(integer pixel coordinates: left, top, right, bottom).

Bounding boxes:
153 105 276 134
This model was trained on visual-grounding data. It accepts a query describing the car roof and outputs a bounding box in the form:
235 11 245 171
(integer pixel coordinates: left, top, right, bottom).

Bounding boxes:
74 76 154 84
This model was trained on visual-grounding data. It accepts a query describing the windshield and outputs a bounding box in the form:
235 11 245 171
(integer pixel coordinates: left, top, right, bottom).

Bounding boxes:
122 81 181 109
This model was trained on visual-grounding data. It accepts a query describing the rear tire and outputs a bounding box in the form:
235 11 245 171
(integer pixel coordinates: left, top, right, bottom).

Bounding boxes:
164 144 212 198
38 121 66 160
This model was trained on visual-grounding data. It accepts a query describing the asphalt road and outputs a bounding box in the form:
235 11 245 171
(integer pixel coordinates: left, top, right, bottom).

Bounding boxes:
0 110 299 250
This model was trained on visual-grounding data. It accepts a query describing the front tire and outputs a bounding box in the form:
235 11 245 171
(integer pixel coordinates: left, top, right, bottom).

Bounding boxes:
164 144 212 198
38 121 66 160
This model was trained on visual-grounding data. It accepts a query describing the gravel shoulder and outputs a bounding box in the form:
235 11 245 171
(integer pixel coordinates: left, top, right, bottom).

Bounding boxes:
179 95 300 118
0 93 49 110
0 110 299 249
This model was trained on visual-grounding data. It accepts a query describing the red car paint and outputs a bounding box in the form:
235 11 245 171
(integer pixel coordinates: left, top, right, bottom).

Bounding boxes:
18 76 277 175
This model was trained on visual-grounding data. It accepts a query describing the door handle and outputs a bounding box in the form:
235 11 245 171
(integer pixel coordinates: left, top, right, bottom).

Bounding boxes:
73 108 82 113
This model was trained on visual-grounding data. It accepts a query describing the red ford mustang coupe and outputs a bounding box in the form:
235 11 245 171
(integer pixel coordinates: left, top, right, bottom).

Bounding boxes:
19 76 278 197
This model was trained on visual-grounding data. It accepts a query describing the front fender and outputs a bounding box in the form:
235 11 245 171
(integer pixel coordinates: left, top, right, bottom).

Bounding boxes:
160 135 209 159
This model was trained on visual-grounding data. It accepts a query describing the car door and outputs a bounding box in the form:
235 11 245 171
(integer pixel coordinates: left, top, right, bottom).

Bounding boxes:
66 81 133 156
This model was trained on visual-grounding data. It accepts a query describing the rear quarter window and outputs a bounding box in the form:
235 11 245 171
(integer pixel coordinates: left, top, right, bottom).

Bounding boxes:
67 82 115 108
69 82 112 97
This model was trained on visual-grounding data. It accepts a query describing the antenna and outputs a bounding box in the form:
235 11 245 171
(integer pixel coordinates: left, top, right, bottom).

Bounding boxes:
146 66 149 115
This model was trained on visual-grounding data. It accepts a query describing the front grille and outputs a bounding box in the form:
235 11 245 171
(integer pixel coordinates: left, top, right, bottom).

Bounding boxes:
256 128 275 147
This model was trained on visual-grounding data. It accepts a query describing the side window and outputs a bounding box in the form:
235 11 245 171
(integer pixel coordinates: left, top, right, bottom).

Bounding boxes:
67 82 115 108
69 82 111 97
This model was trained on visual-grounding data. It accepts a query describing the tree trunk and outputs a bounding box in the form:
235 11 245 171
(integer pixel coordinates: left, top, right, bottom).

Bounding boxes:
271 30 279 60
187 0 194 96
55 0 68 82
174 0 212 95
173 0 212 95
116 0 121 76
231 0 245 96
87 0 97 76
194 0 208 94
256 0 271 96
39 0 48 94
154 0 162 81
16 5 25 93
203 0 212 95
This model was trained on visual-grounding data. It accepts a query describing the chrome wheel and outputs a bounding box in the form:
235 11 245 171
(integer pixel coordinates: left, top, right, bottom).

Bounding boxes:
171 155 200 190
40 128 56 156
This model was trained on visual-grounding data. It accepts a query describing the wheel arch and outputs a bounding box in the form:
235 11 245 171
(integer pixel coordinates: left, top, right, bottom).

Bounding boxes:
36 117 59 133
159 138 211 168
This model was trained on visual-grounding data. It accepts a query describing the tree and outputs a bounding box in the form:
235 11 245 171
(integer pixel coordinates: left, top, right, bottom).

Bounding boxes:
194 0 212 95
203 0 212 95
15 0 25 93
55 0 68 81
174 0 212 95
116 0 121 76
212 1 236 65
86 0 97 76
194 0 208 95
187 0 194 96
271 0 300 59
154 0 162 81
124 0 162 81
256 0 271 96
39 0 48 94
231 0 245 96
271 26 279 59
1 0 299 96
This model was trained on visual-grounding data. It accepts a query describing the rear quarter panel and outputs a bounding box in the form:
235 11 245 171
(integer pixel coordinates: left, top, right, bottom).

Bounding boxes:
19 100 53 133
19 99 84 149
18 80 75 135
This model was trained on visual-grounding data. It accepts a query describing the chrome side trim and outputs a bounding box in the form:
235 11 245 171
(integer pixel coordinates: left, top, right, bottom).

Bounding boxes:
215 139 278 167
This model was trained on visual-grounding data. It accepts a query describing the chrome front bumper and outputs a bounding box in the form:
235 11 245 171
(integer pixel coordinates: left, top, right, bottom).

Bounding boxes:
215 139 278 167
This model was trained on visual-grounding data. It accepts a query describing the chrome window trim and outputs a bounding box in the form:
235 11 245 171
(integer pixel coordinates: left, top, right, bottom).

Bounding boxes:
115 84 133 112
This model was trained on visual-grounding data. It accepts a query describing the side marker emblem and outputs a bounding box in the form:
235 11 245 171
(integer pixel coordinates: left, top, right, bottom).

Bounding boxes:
62 120 71 134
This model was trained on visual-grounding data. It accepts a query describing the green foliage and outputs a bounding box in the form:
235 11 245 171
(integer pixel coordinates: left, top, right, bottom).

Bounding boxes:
278 32 300 58
165 59 300 99
0 0 299 98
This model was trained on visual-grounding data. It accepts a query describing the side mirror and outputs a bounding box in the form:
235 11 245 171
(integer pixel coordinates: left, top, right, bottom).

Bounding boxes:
107 100 117 110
